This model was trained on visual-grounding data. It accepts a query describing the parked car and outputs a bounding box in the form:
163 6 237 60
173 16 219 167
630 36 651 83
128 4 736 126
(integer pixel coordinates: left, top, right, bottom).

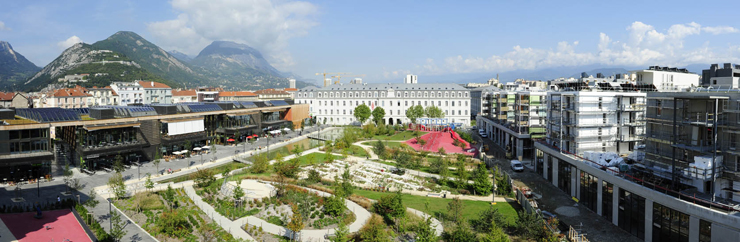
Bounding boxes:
541 210 557 220
510 160 524 172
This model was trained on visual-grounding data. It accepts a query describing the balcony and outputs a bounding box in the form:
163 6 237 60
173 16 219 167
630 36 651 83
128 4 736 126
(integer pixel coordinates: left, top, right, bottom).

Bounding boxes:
672 140 717 153
682 112 726 126
618 135 643 142
619 103 646 111
646 131 672 141
519 99 529 105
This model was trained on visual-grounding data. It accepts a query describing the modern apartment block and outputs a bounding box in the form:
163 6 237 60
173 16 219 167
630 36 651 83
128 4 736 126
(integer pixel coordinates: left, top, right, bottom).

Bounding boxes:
532 66 739 242
476 89 547 160
470 86 499 119
546 90 646 156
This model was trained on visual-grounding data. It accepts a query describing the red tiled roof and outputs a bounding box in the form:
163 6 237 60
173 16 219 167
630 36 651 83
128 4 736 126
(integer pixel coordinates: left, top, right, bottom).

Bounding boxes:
219 91 257 97
137 81 171 89
51 87 91 97
284 88 298 91
0 92 14 101
173 89 197 96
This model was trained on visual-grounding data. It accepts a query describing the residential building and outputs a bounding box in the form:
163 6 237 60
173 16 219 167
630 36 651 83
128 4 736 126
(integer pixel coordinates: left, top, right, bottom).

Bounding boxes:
219 91 258 101
110 82 144 106
172 89 197 104
0 92 13 108
470 86 499 118
296 81 471 126
284 88 298 99
87 86 119 106
255 88 292 100
36 86 93 108
701 63 740 88
404 74 418 84
477 90 547 160
57 74 89 83
196 87 222 102
10 93 31 108
631 66 700 91
137 80 172 104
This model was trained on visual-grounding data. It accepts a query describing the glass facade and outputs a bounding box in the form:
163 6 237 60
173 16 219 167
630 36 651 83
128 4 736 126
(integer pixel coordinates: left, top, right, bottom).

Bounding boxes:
547 156 554 183
579 171 598 212
558 159 572 196
699 220 711 242
2 129 51 155
652 203 689 242
618 189 645 239
602 181 613 221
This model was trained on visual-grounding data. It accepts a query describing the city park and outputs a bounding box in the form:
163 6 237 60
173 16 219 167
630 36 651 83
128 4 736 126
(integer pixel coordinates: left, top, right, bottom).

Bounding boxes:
0 103 558 242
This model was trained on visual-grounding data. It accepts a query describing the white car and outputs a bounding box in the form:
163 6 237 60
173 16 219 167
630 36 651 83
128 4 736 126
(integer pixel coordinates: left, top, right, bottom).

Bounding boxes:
510 160 524 172
480 133 487 138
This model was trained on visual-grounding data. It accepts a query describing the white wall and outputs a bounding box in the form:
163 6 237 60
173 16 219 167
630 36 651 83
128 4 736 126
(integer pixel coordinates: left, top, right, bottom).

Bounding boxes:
168 120 205 136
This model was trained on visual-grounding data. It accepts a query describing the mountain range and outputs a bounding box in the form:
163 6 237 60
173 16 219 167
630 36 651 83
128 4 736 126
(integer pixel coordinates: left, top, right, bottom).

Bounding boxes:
0 41 41 91
13 31 312 92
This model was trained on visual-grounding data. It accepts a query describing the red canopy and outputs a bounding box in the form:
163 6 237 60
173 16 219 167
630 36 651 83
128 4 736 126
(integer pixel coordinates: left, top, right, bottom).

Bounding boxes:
247 136 252 139
227 138 235 142
252 135 259 138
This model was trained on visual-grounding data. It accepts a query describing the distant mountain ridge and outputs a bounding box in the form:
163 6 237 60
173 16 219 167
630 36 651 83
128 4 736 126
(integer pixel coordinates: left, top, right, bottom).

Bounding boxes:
20 31 311 91
168 50 193 63
0 41 40 90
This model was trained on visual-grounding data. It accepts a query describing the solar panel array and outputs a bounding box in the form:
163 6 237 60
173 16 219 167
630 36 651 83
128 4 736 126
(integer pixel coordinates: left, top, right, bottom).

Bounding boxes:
70 108 90 115
239 101 257 108
16 108 81 122
270 100 289 106
93 106 157 118
188 104 223 113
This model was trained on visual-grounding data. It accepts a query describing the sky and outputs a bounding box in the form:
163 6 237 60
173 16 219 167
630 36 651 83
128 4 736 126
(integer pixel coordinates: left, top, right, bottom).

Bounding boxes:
2 0 740 83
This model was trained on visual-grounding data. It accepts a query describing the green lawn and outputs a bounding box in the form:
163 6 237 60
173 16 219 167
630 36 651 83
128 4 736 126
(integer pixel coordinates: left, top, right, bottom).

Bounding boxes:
371 130 428 141
354 189 518 225
362 141 406 149
346 145 369 157
292 152 344 166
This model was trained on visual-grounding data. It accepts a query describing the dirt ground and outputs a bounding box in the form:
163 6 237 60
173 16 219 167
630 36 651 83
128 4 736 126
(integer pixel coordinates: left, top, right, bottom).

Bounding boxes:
476 133 641 242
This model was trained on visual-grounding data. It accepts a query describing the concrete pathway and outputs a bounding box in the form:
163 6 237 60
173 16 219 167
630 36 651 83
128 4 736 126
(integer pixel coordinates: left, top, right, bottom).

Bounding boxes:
183 185 255 241
406 207 443 237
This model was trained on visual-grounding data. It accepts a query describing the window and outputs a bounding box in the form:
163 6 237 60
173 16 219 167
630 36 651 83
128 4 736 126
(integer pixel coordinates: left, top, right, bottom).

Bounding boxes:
446 101 449 106
342 92 345 98
361 92 365 98
404 92 409 98
699 220 711 242
464 92 468 98
579 171 598 212
652 203 689 242
405 101 408 106
438 101 441 106
619 189 645 240
602 181 613 221
411 92 415 98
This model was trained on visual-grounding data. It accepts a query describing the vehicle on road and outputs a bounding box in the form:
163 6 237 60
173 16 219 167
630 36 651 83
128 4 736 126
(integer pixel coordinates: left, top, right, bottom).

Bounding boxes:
510 160 524 172
541 210 557 220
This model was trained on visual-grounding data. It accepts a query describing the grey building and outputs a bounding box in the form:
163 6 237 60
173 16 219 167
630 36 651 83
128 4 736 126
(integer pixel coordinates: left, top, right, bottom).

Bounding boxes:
701 63 740 88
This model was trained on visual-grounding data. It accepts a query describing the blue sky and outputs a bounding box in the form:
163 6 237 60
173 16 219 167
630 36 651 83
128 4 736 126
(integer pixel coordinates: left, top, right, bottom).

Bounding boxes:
1 0 740 82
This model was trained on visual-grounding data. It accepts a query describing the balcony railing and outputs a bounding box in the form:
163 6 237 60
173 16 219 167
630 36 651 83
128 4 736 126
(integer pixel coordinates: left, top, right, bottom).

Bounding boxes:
619 103 646 111
682 112 726 125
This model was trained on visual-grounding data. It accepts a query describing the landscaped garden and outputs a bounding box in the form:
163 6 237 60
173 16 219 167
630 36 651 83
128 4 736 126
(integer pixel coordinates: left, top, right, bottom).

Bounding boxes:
113 186 243 242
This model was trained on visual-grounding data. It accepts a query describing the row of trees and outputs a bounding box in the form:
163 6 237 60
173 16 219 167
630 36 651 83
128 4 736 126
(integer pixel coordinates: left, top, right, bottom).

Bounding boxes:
353 103 446 126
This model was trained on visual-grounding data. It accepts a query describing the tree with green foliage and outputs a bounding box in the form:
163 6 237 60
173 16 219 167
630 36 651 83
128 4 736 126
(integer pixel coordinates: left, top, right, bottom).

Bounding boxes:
145 173 154 191
405 105 425 126
325 148 335 163
250 154 270 173
109 209 128 242
340 164 354 196
425 105 445 118
108 172 127 199
85 189 100 209
354 104 372 124
194 168 215 188
63 162 74 194
373 191 405 224
396 151 412 168
113 154 125 173
456 162 470 189
306 169 322 184
416 137 427 147
437 147 446 157
371 106 386 125
164 184 176 206
359 214 393 242
472 163 493 195
184 140 193 155
472 206 507 233
444 222 476 242
331 220 351 242
372 139 387 160
233 185 245 201
275 158 301 179
416 201 437 242
287 204 305 241
447 197 465 223
515 210 547 240
480 226 510 242
324 193 345 216
291 144 304 157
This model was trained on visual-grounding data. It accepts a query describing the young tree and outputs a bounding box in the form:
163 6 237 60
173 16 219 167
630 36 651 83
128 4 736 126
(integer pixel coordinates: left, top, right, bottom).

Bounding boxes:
233 185 245 201
340 164 354 196
85 189 100 209
145 174 154 191
108 173 127 199
325 148 335 163
416 137 427 146
306 169 322 184
447 197 465 223
437 147 446 157
480 226 510 242
286 204 305 241
371 107 386 125
472 163 493 196
359 214 393 242
153 146 162 175
331 220 351 242
291 144 304 157
194 168 215 188
444 222 476 242
456 161 470 189
373 191 405 224
113 154 125 173
109 210 128 242
354 104 372 124
250 154 270 173
472 207 506 233
63 162 74 194
372 139 386 160
405 105 425 126
425 106 445 118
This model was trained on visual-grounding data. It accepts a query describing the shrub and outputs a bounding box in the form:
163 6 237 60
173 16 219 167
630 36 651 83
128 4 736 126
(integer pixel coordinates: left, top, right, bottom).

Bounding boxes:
194 168 216 188
155 211 192 238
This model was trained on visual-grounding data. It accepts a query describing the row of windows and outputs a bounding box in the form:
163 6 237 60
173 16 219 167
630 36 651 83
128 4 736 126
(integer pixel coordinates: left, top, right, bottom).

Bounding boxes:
302 99 469 108
316 108 468 116
299 90 469 99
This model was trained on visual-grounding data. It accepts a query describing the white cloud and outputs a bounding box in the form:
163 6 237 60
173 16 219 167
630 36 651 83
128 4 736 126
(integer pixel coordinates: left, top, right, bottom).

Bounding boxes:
702 26 739 35
57 35 82 50
148 0 318 70
0 21 9 31
415 22 740 75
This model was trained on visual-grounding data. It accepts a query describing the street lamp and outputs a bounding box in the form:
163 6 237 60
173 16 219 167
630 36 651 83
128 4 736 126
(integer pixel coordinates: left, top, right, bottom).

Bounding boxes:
107 198 112 229
37 177 42 197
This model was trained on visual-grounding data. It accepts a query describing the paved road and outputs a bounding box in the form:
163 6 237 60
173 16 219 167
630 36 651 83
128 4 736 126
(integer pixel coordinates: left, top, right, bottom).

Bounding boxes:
0 125 327 242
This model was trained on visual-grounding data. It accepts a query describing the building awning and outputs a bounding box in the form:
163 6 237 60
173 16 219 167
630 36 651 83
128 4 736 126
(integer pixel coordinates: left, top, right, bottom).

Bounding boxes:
84 122 141 131
227 112 259 117
260 107 288 112
161 117 203 123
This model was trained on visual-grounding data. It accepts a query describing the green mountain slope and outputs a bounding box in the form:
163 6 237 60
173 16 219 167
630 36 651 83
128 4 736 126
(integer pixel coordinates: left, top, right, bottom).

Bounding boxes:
0 41 41 90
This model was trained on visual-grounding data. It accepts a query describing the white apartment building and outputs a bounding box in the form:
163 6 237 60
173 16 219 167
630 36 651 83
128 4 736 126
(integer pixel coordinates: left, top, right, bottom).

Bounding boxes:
296 82 470 126
630 66 700 91
87 87 119 106
137 80 172 104
110 82 143 106
547 90 646 156
404 74 418 84
172 89 197 104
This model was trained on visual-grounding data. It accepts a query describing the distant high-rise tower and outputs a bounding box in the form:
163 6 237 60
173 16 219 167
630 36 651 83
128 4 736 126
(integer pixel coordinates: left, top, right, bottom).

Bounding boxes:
350 78 363 84
289 79 296 88
404 74 418 84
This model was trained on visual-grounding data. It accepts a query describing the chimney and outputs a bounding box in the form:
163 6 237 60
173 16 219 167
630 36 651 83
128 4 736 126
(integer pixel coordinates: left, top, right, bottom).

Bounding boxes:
151 81 154 87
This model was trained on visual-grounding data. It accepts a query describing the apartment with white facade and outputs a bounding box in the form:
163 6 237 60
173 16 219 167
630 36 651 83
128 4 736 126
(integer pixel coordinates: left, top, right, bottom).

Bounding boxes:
35 86 93 108
137 80 172 104
631 66 699 91
110 82 143 106
296 82 470 126
87 86 119 106
172 89 197 104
